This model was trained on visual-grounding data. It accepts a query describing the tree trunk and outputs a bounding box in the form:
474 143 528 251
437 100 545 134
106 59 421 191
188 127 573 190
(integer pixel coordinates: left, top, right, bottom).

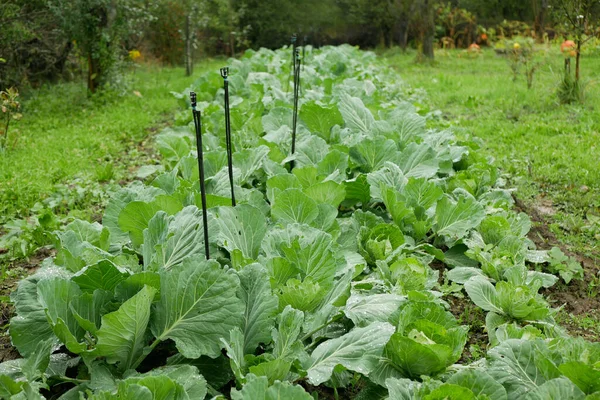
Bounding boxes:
575 39 581 82
421 0 435 59
185 14 193 76
87 54 101 93
398 19 409 51
533 0 548 41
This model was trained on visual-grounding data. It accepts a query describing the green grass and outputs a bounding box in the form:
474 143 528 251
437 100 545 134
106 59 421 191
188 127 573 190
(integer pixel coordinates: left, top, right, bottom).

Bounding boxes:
383 46 600 258
0 61 221 278
0 61 220 224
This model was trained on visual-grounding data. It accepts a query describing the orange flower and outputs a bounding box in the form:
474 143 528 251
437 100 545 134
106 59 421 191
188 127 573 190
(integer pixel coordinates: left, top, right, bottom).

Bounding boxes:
561 40 576 54
468 43 480 52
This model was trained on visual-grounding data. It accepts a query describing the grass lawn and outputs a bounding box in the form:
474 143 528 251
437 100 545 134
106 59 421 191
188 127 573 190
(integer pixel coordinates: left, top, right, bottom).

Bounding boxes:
0 61 221 223
384 47 600 259
0 60 220 281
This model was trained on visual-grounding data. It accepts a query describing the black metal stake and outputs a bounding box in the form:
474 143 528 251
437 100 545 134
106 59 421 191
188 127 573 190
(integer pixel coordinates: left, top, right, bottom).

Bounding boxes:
220 67 236 207
290 49 301 171
191 92 210 259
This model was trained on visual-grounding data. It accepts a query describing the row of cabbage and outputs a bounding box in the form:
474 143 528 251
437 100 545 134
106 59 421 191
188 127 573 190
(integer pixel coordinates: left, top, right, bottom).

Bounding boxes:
1 45 597 400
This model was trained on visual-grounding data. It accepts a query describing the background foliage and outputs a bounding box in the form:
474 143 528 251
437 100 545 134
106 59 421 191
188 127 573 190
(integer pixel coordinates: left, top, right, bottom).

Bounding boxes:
2 0 599 90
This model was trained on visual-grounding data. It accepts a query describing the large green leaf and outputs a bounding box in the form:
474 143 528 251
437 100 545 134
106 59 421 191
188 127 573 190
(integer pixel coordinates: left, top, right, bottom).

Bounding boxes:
21 339 53 381
299 101 344 142
350 138 400 173
307 322 395 385
0 375 23 398
524 377 585 400
266 174 302 204
488 340 558 399
102 183 164 245
156 134 191 165
344 175 371 206
385 333 450 379
72 260 129 293
403 178 444 211
91 375 187 400
304 180 346 208
272 306 305 362
38 277 85 351
215 205 267 260
146 206 209 270
344 293 405 326
70 289 114 335
64 219 110 251
271 188 319 225
425 384 477 400
339 93 374 134
447 369 508 400
230 374 313 400
464 277 504 315
434 193 485 241
281 230 342 291
151 258 244 358
10 277 59 357
559 361 600 394
124 365 207 400
238 264 279 353
397 143 439 179
367 163 407 201
95 285 157 371
119 195 183 247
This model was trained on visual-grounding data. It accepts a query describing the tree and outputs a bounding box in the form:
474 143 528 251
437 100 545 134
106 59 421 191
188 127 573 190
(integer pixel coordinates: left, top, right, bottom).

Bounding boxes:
415 0 435 59
551 0 600 82
0 0 73 88
532 0 549 40
48 0 152 93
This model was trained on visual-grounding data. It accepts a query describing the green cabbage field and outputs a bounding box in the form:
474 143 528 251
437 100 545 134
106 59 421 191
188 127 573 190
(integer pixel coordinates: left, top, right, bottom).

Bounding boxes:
1 45 597 399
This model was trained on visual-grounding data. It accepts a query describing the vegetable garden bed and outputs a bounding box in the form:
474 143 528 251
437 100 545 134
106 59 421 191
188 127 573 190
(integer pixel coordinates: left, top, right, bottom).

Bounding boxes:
1 45 598 399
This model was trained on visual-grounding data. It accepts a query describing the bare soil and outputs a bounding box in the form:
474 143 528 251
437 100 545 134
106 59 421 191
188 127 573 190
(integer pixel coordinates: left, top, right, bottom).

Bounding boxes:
514 196 600 340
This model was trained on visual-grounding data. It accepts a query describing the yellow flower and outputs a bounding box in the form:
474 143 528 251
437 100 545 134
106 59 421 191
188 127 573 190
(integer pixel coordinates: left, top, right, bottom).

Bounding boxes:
129 50 142 61
513 42 521 50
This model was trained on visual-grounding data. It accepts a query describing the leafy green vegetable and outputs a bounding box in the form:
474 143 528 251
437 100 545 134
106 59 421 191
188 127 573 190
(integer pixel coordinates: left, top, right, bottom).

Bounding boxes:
150 258 244 359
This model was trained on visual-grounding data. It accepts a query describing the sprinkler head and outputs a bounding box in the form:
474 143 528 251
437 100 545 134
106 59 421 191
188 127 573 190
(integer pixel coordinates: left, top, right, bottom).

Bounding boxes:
190 92 197 107
220 67 229 79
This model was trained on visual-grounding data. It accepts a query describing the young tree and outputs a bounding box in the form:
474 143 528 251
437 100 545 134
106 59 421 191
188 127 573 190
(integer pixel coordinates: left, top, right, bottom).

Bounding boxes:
48 0 152 93
532 0 549 40
551 0 600 82
415 0 435 60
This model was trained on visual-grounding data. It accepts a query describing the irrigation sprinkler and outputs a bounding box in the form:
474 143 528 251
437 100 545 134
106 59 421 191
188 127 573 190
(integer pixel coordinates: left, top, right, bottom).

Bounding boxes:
190 92 210 259
290 49 301 171
220 67 236 207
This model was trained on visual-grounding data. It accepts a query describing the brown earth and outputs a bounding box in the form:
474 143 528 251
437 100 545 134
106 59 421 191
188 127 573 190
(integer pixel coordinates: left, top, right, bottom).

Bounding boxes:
514 196 600 340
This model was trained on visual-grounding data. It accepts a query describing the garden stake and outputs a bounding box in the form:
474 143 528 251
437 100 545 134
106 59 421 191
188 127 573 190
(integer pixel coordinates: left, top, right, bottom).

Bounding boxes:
220 67 236 207
290 49 301 171
190 92 210 259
